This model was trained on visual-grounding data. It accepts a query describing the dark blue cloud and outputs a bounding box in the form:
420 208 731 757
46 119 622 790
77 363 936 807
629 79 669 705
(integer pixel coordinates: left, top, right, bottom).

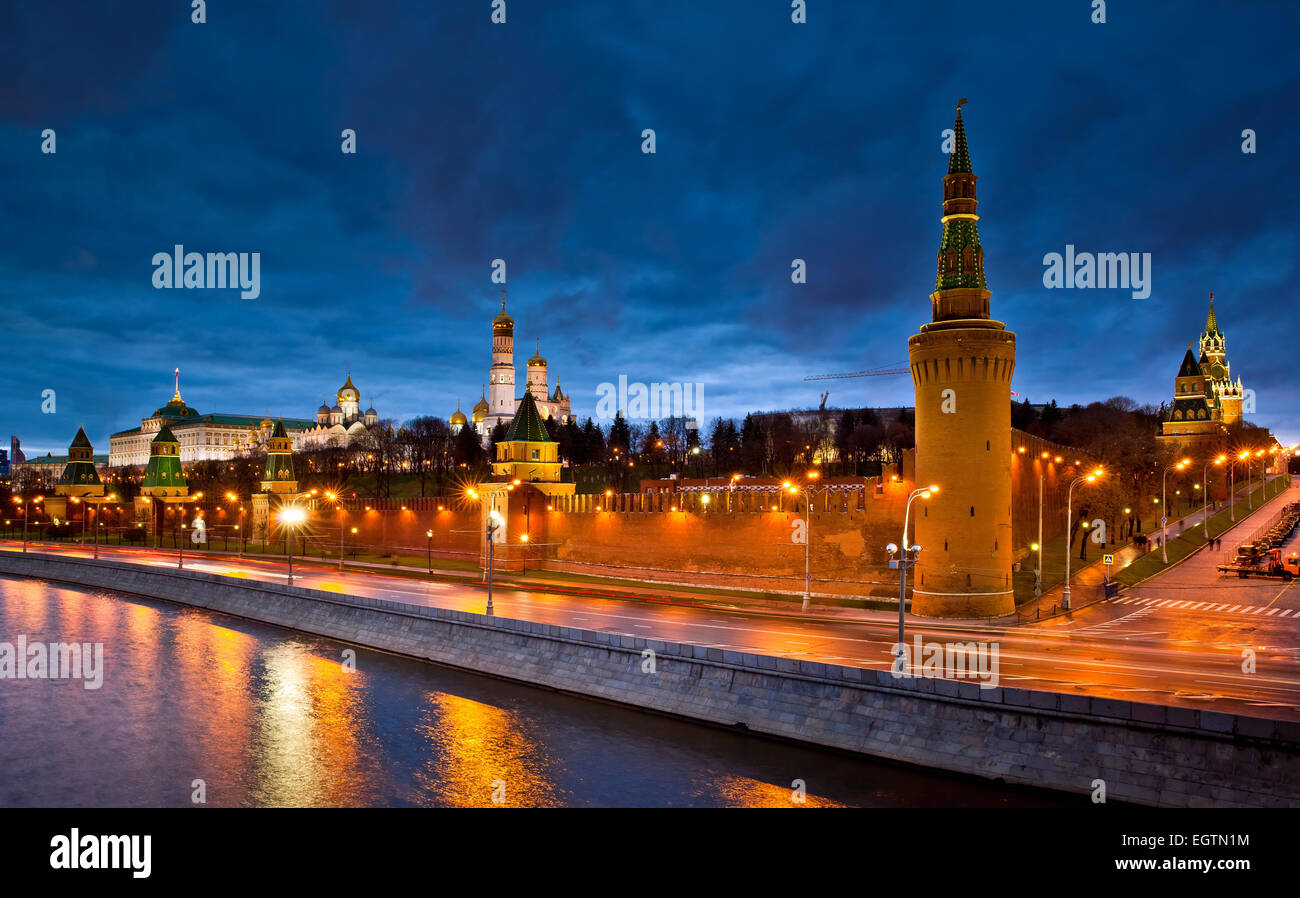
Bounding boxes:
2 0 1297 454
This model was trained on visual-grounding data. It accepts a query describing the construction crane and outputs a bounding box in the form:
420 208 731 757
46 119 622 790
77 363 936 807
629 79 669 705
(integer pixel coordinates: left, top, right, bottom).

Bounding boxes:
803 364 910 382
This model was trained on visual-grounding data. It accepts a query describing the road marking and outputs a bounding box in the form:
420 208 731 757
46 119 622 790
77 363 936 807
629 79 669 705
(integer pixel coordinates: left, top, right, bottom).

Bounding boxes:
1268 608 1283 616
1227 605 1242 612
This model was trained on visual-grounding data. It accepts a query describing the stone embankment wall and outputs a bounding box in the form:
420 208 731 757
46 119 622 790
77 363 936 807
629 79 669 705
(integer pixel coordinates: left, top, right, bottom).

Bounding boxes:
2 551 1296 807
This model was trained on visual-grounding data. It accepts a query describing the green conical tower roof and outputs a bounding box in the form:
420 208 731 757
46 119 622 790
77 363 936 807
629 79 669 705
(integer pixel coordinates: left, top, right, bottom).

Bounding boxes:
58 426 103 491
947 101 972 174
143 424 186 494
1205 293 1220 335
1177 346 1200 378
261 417 296 491
504 391 553 443
934 101 986 295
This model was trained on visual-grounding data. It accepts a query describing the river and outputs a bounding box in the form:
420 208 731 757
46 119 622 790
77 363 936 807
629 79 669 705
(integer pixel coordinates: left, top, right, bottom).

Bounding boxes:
0 575 1068 807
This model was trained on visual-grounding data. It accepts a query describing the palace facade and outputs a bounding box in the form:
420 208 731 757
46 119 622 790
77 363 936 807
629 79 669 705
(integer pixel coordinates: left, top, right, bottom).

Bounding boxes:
108 370 379 467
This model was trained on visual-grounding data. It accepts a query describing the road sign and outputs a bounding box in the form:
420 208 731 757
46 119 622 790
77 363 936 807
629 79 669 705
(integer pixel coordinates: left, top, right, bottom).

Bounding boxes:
1103 554 1114 565
1161 516 1168 525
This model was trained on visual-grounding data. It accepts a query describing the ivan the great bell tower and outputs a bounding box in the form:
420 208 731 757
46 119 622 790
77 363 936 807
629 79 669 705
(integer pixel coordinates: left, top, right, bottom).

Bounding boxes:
908 102 1017 618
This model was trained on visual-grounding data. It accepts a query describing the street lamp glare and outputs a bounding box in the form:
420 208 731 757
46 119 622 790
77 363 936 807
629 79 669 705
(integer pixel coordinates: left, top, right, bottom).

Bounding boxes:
926 484 939 494
886 543 898 554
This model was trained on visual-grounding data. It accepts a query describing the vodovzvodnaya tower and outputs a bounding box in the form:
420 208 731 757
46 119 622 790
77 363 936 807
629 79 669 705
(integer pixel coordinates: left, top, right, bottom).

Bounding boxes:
908 101 1017 618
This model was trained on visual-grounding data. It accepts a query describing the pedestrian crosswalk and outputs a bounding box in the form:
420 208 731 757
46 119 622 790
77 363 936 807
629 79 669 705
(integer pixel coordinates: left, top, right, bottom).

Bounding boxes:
1109 596 1297 617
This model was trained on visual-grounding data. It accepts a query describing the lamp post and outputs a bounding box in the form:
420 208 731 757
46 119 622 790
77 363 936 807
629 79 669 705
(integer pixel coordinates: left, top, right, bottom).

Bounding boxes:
485 507 503 615
1034 451 1052 596
1063 471 1102 610
17 495 43 553
787 472 828 612
279 506 305 585
1161 458 1189 564
889 485 937 673
178 506 186 569
426 529 434 574
1245 450 1258 509
1203 455 1226 538
338 506 347 571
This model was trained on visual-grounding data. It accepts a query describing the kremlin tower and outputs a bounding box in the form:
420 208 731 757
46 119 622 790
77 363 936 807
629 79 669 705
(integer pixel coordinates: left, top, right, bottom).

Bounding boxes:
908 101 1017 618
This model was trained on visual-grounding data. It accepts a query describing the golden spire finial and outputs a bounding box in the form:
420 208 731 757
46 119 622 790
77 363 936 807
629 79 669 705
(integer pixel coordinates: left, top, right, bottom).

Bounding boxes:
501 287 507 313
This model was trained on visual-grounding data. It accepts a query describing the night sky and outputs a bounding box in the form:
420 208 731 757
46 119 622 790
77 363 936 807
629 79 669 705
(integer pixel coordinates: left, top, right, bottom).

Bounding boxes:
3 0 1297 455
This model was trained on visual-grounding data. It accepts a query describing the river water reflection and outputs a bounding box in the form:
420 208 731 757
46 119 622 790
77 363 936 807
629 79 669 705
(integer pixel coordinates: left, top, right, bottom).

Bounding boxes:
0 575 1069 807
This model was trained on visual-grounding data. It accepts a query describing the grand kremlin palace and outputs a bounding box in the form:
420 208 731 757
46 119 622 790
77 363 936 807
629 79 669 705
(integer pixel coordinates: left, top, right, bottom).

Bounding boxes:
108 370 381 467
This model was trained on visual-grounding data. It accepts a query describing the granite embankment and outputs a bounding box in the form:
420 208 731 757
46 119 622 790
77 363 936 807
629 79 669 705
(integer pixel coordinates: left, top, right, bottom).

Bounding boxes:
3 550 1296 807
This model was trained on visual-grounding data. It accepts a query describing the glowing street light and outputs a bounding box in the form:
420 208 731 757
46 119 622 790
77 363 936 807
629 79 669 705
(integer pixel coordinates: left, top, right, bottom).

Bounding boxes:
1063 472 1101 610
1159 459 1189 564
485 507 504 615
888 484 937 670
1204 454 1226 539
279 506 306 584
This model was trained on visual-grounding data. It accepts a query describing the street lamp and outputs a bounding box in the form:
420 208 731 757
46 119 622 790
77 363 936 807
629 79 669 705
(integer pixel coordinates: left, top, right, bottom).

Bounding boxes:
16 495 43 553
1062 472 1101 610
1034 451 1050 597
485 507 503 615
426 528 434 574
1204 455 1226 539
889 484 937 672
279 506 305 585
788 479 831 612
1161 459 1189 564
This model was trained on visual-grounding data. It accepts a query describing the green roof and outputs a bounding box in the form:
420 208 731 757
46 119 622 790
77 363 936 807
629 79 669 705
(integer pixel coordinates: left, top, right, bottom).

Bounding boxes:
1205 296 1220 335
947 105 972 174
70 426 93 450
271 418 288 439
504 392 553 443
153 424 179 444
22 454 107 466
1176 348 1201 378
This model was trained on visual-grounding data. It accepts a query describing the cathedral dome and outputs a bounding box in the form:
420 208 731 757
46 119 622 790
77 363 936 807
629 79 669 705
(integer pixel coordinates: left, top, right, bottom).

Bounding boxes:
337 372 360 403
527 338 547 367
450 406 468 426
472 394 489 422
492 293 514 332
317 401 331 416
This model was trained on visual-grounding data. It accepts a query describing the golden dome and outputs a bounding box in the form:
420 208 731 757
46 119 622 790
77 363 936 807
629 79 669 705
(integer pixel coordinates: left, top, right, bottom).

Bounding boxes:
492 292 513 331
337 371 360 403
472 392 489 422
527 338 547 367
450 401 468 426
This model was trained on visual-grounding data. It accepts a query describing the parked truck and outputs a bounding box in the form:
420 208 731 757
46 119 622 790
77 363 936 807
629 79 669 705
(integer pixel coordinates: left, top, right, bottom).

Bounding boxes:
1217 544 1300 580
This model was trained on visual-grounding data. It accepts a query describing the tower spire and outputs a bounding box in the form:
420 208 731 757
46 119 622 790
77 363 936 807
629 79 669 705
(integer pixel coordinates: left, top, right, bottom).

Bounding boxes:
930 99 990 322
1206 292 1219 335
172 367 182 402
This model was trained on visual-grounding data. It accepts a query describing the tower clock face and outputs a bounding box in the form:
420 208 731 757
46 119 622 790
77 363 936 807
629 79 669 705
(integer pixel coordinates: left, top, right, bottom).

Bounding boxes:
1210 363 1226 380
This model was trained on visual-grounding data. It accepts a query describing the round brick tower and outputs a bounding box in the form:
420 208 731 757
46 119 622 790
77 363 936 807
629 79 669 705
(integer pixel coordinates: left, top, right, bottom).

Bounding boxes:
908 101 1017 618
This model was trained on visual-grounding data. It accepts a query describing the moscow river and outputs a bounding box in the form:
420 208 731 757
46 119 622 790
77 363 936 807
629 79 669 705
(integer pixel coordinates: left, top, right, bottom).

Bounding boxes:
0 575 1069 807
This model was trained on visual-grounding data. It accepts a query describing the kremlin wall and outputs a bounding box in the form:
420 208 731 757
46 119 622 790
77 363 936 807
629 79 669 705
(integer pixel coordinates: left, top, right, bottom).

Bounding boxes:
51 424 1099 606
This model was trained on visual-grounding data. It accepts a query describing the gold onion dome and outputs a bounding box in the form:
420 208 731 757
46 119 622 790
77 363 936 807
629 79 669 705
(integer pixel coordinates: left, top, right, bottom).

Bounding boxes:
472 391 489 421
450 401 468 426
337 371 360 402
492 293 513 331
528 338 547 367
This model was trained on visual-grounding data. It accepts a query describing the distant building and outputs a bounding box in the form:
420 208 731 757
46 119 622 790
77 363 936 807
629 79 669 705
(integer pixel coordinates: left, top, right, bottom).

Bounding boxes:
464 292 571 444
1159 294 1248 447
299 371 382 448
110 370 322 467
